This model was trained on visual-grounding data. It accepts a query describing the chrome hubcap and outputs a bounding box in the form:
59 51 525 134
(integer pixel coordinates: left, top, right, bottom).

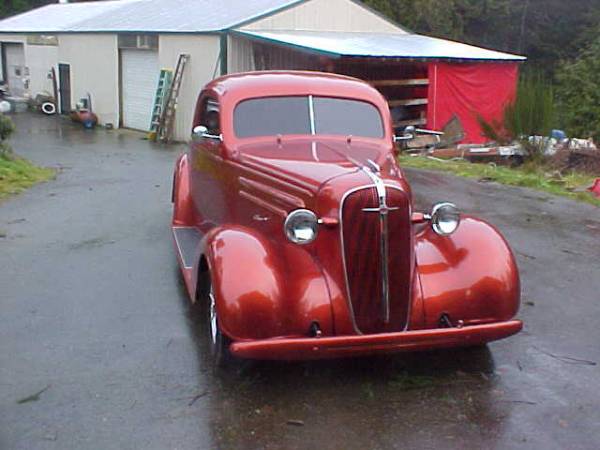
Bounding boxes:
208 285 218 345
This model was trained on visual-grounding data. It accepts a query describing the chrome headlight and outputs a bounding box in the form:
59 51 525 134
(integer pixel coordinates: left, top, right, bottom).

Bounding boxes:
284 209 318 245
430 202 460 236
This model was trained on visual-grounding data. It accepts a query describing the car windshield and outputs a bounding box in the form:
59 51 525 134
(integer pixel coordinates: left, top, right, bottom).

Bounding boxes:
234 96 384 139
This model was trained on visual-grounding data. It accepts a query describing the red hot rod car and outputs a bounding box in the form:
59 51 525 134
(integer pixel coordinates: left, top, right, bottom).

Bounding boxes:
171 71 522 364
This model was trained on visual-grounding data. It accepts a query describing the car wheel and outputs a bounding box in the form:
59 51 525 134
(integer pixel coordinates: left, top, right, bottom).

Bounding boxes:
206 279 232 368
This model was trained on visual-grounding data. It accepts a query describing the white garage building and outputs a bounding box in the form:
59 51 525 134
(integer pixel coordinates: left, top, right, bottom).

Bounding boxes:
0 0 523 142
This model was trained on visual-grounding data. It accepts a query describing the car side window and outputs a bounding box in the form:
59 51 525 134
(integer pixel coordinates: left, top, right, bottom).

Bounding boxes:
200 99 221 135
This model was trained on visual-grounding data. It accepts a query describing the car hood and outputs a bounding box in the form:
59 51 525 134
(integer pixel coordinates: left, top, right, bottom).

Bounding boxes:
235 138 391 192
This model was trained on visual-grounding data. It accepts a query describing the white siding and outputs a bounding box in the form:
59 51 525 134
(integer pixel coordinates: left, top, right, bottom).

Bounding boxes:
58 34 119 126
121 49 159 131
26 44 59 96
228 37 255 74
158 34 221 141
241 0 406 33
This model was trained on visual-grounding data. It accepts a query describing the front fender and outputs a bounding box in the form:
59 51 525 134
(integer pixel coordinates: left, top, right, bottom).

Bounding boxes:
203 226 333 341
415 216 520 328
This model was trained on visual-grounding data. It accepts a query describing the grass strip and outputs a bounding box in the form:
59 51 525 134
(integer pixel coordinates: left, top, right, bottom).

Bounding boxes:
399 155 600 207
0 153 55 200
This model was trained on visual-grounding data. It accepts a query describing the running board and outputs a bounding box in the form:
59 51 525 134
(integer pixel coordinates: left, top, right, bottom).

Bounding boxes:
173 227 202 269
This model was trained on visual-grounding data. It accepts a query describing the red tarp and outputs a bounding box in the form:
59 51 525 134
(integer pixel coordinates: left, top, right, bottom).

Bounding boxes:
427 62 519 144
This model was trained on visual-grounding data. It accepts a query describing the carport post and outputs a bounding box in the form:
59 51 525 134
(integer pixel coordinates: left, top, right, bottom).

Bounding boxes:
220 32 228 76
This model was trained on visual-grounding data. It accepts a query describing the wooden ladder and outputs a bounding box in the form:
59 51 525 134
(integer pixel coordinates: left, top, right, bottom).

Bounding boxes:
157 54 190 143
148 69 173 140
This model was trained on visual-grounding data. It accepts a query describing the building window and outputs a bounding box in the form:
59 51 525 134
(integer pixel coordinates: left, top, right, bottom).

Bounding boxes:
118 34 158 50
26 35 58 46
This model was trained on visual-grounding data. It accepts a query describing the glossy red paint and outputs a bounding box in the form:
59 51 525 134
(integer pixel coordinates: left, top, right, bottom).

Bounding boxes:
415 216 521 329
230 321 523 361
172 71 522 361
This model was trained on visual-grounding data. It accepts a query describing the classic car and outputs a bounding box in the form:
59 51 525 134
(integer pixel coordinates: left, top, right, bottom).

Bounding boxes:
171 71 522 365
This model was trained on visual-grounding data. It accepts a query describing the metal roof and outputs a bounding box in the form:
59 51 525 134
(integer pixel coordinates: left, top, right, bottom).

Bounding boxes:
0 0 306 34
236 30 527 61
0 0 135 33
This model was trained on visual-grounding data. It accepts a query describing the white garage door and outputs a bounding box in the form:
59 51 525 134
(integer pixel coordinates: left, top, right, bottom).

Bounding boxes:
121 49 159 131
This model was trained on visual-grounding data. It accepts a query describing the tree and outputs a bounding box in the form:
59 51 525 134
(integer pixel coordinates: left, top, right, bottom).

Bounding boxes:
1 1 50 19
363 0 600 73
556 37 600 141
0 0 99 19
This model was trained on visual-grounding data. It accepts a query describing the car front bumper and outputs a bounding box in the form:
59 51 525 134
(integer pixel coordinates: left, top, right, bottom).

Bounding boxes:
229 320 523 360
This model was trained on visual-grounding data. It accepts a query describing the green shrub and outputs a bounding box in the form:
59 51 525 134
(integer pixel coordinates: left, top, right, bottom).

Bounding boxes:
556 38 600 142
478 73 556 160
505 74 555 139
0 114 15 141
0 114 15 158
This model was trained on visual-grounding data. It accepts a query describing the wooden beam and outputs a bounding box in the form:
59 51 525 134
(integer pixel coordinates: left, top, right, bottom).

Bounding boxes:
371 78 429 87
388 98 428 107
393 118 427 127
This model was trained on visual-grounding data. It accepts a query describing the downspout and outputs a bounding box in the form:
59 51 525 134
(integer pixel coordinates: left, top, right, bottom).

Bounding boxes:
220 32 228 76
0 44 6 84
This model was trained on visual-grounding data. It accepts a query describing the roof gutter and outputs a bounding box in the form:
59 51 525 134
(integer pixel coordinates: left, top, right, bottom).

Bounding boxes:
230 29 342 59
0 30 222 35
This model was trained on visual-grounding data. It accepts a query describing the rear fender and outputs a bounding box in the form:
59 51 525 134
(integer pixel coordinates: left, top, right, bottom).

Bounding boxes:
415 216 520 328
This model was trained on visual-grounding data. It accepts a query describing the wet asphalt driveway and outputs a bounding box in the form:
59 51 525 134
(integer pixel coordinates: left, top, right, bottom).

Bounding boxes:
1 114 599 450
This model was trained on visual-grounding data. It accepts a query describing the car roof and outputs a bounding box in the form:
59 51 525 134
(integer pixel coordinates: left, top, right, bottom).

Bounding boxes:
206 71 380 101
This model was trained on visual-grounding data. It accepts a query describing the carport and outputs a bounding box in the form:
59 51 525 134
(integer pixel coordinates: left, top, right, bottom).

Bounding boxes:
230 30 525 143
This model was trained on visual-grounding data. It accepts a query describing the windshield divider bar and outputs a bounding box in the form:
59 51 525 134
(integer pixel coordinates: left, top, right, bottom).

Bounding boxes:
308 95 316 135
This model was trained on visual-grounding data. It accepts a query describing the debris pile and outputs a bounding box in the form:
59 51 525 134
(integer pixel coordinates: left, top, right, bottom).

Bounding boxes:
548 145 600 175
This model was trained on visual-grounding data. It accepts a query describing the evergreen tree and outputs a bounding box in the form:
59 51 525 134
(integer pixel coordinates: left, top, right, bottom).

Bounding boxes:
556 37 600 140
0 0 98 19
363 0 600 71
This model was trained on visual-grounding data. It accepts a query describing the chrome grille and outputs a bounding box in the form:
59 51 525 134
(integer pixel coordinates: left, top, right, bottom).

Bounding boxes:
341 185 412 334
